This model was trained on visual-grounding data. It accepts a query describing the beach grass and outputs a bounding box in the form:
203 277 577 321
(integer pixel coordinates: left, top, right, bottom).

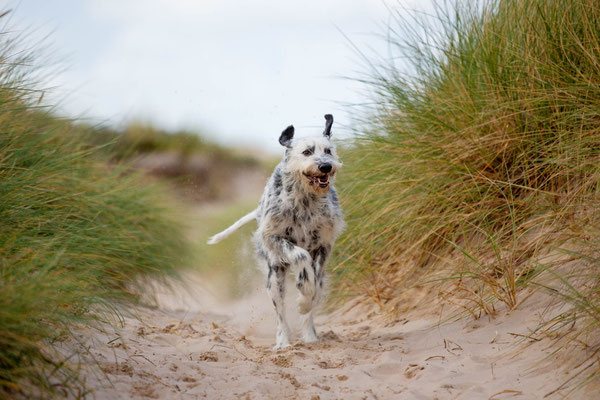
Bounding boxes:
0 14 190 398
333 0 600 387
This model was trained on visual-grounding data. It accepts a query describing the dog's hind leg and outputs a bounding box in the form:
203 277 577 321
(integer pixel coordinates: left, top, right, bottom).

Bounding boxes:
311 245 330 307
267 263 291 349
300 311 318 343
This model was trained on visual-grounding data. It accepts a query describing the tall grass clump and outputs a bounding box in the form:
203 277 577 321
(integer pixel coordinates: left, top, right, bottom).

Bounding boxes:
334 0 600 321
0 15 189 398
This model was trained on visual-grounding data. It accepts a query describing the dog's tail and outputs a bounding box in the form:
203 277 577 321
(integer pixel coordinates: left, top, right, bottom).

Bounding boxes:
207 209 258 245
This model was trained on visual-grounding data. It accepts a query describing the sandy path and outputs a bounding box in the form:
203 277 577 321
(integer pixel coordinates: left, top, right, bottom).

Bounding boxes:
74 271 596 400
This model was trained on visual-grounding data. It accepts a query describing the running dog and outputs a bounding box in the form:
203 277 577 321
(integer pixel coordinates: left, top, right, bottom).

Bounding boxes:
208 114 344 349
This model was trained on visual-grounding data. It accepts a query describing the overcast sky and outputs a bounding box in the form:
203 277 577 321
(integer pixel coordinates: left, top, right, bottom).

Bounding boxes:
10 1 426 151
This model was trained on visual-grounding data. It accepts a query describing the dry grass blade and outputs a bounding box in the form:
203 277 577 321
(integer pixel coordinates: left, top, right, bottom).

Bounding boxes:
488 389 523 399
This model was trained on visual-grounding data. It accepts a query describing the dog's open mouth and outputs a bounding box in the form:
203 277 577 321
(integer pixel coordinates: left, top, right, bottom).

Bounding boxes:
303 173 331 188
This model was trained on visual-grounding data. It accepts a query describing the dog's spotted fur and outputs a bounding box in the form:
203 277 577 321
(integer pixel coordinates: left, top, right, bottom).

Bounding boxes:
208 114 344 349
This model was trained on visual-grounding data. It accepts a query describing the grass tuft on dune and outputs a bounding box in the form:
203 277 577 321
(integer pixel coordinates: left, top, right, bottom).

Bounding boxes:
0 14 189 398
333 0 600 388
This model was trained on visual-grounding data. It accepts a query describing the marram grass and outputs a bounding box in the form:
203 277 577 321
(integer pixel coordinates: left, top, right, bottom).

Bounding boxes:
333 0 600 389
0 15 189 399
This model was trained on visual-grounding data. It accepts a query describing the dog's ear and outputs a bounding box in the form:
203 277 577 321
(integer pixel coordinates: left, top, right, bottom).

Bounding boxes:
323 114 333 138
279 125 294 148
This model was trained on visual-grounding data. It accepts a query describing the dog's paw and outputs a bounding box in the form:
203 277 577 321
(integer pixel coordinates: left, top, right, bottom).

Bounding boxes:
297 293 313 315
290 247 312 265
273 341 291 350
301 332 319 343
296 266 316 296
296 279 315 297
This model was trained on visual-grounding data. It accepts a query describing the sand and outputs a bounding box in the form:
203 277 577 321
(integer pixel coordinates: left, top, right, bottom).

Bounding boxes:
69 271 598 400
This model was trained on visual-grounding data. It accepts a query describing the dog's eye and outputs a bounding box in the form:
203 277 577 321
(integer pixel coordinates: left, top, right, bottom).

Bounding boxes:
302 149 312 156
324 148 331 155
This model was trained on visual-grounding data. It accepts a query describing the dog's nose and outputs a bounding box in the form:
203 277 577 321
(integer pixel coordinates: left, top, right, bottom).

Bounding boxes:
318 163 332 173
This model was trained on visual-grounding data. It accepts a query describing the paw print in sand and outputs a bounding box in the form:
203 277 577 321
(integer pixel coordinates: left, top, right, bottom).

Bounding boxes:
404 363 424 379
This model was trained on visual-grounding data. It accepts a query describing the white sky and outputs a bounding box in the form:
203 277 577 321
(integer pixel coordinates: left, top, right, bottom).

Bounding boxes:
10 0 427 151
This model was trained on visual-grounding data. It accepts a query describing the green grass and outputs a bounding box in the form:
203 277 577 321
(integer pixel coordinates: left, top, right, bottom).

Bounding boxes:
0 16 190 399
333 0 600 389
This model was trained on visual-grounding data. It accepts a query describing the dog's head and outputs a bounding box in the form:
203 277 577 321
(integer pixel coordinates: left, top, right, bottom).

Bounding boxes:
279 114 341 194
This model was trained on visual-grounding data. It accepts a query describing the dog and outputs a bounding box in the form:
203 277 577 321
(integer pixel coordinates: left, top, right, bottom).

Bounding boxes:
208 114 344 349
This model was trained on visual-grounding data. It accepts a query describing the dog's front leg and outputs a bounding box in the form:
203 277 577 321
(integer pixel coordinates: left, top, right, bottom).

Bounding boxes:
264 235 315 315
266 263 291 349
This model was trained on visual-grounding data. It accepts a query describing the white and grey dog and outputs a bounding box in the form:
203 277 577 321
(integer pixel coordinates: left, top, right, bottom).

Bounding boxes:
208 114 344 349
